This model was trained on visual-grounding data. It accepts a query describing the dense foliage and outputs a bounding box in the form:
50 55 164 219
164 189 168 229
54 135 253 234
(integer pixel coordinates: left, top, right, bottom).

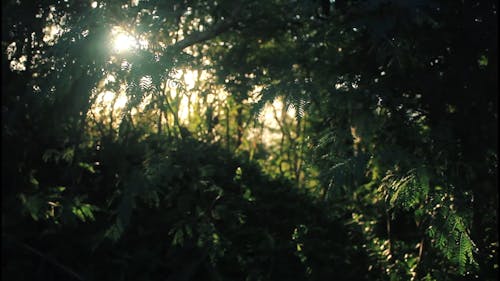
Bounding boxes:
2 0 497 280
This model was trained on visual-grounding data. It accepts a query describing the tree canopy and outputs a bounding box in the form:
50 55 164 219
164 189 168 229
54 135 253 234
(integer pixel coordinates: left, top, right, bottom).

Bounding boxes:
2 0 497 280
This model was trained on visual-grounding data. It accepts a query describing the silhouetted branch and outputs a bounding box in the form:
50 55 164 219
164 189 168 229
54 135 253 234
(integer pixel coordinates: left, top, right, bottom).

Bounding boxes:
169 2 244 52
3 234 85 281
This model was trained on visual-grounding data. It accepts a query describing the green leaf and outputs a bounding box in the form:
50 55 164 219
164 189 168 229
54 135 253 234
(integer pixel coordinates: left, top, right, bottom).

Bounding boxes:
62 147 75 162
105 219 125 242
243 188 254 201
172 228 184 246
478 55 488 67
233 167 243 181
72 202 97 222
19 194 44 221
78 162 95 174
42 149 61 163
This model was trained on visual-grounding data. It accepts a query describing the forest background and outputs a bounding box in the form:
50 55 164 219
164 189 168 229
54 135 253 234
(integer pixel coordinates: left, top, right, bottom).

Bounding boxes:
1 0 498 280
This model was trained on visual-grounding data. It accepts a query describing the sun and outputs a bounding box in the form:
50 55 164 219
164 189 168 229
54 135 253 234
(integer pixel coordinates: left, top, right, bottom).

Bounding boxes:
113 33 137 52
112 31 138 53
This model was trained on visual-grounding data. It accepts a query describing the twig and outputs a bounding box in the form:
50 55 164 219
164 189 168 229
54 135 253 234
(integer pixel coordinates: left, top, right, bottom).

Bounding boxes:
169 2 244 52
3 234 85 281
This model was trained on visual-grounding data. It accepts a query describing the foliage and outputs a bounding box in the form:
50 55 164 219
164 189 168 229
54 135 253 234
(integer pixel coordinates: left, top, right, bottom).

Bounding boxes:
2 0 497 280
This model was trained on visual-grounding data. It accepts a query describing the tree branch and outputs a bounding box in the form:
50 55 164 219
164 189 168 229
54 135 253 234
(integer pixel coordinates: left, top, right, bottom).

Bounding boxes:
3 234 85 281
169 3 244 52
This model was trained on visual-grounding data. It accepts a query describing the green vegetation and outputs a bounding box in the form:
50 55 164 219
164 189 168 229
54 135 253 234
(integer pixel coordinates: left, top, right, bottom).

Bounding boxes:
2 0 497 280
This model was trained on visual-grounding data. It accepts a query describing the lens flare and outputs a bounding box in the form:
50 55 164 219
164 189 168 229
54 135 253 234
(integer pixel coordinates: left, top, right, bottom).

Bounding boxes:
113 33 138 53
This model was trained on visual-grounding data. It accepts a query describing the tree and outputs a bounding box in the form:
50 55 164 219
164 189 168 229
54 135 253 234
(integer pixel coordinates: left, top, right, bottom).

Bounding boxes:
2 0 497 280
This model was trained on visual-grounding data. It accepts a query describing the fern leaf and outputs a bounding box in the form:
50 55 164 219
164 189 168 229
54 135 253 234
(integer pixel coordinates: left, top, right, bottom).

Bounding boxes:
250 86 277 118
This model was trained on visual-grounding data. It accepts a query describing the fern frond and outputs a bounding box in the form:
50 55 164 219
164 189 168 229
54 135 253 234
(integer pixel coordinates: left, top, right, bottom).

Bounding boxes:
250 86 278 118
427 202 478 275
458 231 478 274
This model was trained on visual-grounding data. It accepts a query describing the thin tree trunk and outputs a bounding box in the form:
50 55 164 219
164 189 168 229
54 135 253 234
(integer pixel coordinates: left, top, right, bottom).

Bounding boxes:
236 105 243 149
225 104 230 152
